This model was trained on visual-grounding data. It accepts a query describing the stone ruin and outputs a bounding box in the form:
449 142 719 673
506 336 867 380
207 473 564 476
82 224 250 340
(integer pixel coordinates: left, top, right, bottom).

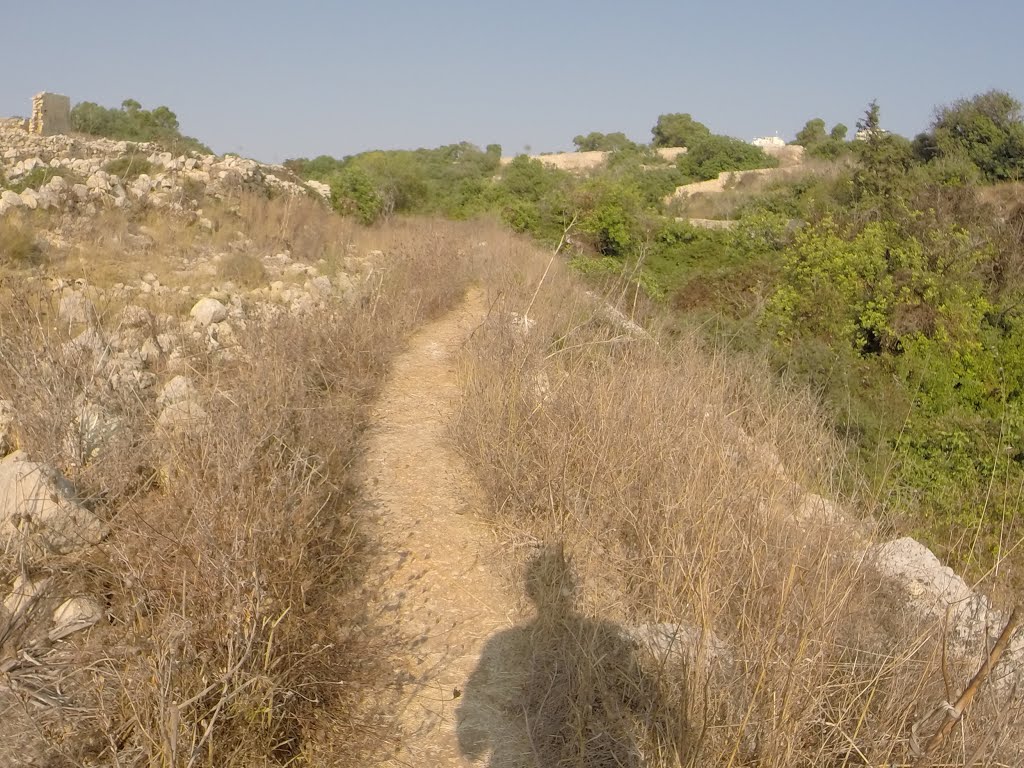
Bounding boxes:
29 92 71 136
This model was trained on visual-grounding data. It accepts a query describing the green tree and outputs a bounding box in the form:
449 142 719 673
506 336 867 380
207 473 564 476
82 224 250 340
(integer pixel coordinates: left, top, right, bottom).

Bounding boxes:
926 90 1024 181
795 119 850 160
651 113 711 149
851 101 913 216
70 98 208 153
794 118 828 148
572 131 637 152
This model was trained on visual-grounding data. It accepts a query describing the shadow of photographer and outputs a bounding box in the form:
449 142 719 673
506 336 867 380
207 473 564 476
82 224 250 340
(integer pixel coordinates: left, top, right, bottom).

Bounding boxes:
456 544 690 767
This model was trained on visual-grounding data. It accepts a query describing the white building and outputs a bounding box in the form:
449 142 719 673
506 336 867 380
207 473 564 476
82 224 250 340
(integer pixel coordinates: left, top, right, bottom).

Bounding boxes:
854 127 889 141
752 135 786 148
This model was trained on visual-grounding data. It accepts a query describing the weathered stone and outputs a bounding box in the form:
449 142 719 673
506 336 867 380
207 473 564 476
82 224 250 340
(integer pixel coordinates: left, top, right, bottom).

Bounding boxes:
58 292 93 324
794 493 846 526
189 297 227 326
19 188 39 209
118 304 152 329
0 451 106 558
1 189 24 207
157 375 194 407
333 272 356 295
156 399 207 431
2 574 50 620
139 338 162 365
868 537 1012 662
50 597 104 640
86 172 110 191
306 179 331 199
62 328 107 357
309 275 334 298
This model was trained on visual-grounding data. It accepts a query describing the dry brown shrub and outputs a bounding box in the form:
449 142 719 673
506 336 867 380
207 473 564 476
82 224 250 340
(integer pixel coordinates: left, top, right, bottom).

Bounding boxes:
0 212 45 267
454 232 1024 766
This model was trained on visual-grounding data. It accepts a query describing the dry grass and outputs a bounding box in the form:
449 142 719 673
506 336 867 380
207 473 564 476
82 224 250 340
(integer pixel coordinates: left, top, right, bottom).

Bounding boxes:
0 211 477 765
454 230 1024 766
0 211 46 267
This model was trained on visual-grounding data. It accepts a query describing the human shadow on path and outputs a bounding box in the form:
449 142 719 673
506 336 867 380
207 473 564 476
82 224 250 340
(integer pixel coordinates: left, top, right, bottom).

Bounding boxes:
456 544 690 767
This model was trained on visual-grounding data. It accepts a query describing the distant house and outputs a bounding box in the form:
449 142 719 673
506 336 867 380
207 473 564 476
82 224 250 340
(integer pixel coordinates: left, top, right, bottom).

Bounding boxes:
752 136 785 148
854 127 888 141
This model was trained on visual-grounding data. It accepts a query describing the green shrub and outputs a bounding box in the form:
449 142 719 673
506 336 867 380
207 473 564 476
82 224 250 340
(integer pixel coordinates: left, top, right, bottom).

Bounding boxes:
678 135 778 181
575 178 646 257
329 166 386 224
104 155 156 180
6 166 66 193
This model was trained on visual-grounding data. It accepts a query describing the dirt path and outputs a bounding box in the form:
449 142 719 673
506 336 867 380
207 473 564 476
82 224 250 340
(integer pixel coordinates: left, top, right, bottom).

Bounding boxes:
363 288 517 767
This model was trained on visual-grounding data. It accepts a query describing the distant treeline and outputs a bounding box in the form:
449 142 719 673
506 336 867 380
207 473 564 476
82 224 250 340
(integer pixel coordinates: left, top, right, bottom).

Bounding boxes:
71 98 210 155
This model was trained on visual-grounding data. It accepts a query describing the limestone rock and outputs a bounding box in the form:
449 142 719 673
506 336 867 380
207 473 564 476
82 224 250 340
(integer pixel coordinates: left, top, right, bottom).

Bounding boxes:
1 189 23 207
156 399 207 431
118 304 152 329
306 179 331 199
624 622 730 666
86 172 111 191
58 292 93 324
0 451 106 558
189 297 227 327
19 188 39 209
309 275 334 298
157 375 194 407
868 537 1010 660
2 574 50 621
49 596 104 640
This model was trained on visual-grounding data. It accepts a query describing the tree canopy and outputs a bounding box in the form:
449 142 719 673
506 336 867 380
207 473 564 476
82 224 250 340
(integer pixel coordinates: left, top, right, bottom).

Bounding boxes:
920 90 1024 181
572 131 637 152
70 99 210 154
651 113 711 149
793 118 850 159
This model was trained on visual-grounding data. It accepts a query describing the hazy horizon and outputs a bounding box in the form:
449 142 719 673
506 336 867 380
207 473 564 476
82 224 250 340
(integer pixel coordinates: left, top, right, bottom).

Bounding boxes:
4 1 1022 163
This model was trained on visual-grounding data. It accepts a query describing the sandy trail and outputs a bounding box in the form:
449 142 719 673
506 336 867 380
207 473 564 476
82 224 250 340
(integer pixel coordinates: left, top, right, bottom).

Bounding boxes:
363 288 517 766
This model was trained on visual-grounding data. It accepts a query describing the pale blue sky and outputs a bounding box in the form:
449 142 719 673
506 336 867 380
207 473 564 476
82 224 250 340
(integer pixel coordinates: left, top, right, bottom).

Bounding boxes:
4 1 1022 163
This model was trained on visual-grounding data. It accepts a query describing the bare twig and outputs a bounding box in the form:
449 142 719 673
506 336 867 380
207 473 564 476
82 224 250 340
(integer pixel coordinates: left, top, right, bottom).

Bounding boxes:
914 607 1021 765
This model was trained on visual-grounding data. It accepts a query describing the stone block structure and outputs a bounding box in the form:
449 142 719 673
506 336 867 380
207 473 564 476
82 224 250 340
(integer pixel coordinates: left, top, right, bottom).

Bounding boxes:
29 92 71 136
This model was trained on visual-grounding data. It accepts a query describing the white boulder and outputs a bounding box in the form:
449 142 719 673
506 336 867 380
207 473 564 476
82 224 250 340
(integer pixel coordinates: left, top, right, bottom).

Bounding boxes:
189 297 228 327
0 451 106 558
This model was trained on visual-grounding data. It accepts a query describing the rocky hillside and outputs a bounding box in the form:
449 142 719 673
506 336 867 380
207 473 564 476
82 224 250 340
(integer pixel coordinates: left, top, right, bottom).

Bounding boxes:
0 125 330 218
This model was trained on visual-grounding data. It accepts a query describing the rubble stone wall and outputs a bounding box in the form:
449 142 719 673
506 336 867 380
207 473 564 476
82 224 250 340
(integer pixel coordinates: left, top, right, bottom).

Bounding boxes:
29 92 71 136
